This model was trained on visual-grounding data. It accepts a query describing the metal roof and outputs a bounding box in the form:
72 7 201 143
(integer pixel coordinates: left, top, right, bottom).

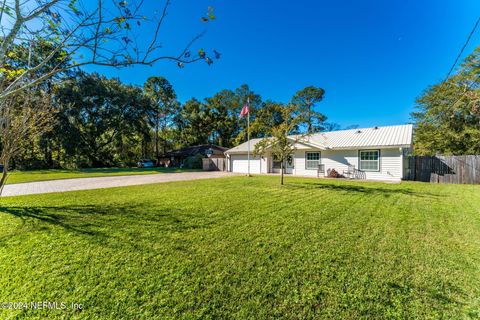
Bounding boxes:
225 124 413 154
225 138 264 154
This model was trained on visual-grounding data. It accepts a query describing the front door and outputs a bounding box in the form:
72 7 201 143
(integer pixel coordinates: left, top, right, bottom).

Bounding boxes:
285 155 294 174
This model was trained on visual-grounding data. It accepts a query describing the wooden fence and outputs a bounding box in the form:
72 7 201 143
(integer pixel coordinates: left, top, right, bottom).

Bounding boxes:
202 158 226 171
403 155 480 184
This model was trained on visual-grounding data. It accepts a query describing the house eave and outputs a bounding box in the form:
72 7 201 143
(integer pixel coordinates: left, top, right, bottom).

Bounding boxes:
326 144 412 150
225 144 412 155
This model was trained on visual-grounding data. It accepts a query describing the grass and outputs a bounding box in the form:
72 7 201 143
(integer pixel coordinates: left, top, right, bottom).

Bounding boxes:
0 176 479 319
5 167 197 185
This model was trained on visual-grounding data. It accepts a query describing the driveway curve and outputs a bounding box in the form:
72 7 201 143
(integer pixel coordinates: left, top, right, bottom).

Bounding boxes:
1 171 238 197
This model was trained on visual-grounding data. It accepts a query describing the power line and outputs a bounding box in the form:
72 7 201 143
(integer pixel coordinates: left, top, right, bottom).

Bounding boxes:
428 17 480 123
443 16 480 83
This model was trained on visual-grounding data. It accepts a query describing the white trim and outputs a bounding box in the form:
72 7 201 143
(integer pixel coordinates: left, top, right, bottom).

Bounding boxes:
359 149 380 172
305 151 321 170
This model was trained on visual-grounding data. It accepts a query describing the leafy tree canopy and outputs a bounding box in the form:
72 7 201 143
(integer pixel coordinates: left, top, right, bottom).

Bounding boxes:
412 46 480 155
291 85 326 133
55 72 152 166
254 103 304 185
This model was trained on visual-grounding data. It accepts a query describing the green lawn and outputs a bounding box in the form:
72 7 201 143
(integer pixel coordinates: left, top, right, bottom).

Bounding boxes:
0 176 479 319
6 167 196 185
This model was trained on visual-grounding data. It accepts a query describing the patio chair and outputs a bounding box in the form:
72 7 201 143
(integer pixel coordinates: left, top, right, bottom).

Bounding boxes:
343 165 356 179
317 164 325 177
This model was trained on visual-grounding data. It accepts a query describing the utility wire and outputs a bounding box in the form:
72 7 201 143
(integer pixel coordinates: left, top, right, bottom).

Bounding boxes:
442 16 480 83
429 17 480 123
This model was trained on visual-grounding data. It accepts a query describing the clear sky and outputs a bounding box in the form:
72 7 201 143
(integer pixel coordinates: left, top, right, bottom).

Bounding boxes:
84 0 480 128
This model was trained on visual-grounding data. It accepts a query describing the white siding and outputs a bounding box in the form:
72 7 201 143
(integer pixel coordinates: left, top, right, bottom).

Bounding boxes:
292 148 402 181
230 148 403 181
293 149 323 177
320 149 358 178
360 148 403 181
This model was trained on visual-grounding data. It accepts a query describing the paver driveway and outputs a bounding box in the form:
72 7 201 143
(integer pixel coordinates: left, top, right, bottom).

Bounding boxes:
1 171 238 197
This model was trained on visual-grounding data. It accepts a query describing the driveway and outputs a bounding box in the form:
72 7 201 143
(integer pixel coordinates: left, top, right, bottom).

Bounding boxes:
1 171 238 197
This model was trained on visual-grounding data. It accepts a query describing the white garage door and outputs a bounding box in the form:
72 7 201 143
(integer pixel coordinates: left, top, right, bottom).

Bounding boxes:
231 154 262 173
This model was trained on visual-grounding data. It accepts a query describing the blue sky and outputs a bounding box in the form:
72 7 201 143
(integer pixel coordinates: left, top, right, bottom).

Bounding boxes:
85 0 480 128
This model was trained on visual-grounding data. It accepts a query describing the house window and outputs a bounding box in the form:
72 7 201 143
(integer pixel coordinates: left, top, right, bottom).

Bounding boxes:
359 150 380 171
305 152 320 169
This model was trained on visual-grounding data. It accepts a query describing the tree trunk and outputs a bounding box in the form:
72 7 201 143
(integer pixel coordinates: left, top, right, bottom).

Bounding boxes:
56 145 61 166
307 100 314 134
45 139 53 168
308 106 312 134
155 112 160 165
88 148 103 168
280 161 284 185
163 116 168 155
142 137 147 159
0 159 9 196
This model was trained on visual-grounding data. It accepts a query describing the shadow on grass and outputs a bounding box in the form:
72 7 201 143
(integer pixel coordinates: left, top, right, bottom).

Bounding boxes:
0 204 216 244
285 181 440 198
0 205 110 240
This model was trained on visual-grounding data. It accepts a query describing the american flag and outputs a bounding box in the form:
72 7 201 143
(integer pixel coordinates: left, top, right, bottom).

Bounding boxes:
239 103 249 118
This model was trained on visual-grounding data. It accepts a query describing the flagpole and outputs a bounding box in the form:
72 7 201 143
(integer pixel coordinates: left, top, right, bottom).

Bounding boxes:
247 97 250 177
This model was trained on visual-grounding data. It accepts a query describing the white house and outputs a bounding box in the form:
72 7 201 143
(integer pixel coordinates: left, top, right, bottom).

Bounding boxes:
225 124 413 182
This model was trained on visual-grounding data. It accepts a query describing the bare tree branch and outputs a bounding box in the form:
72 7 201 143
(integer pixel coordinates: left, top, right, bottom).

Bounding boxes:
0 0 217 99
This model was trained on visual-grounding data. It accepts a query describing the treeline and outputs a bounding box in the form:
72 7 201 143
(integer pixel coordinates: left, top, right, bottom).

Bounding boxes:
10 43 480 172
11 69 335 169
1 40 340 169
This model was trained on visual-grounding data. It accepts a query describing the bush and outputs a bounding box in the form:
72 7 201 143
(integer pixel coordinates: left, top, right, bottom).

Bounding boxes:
183 154 203 169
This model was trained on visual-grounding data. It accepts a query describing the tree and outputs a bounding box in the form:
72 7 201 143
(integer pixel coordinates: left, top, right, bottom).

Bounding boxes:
321 123 359 132
205 89 241 147
0 0 218 99
8 40 74 169
321 122 341 132
248 100 286 138
0 40 68 191
55 72 152 167
412 47 480 155
173 98 212 146
0 0 219 191
144 76 177 162
253 104 304 185
232 84 262 144
0 91 55 194
292 86 326 133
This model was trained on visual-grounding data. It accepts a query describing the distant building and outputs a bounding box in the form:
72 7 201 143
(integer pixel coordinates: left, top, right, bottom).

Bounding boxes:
160 144 228 167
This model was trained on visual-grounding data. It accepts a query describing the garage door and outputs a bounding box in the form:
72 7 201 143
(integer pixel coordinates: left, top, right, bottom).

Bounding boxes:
231 154 262 173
